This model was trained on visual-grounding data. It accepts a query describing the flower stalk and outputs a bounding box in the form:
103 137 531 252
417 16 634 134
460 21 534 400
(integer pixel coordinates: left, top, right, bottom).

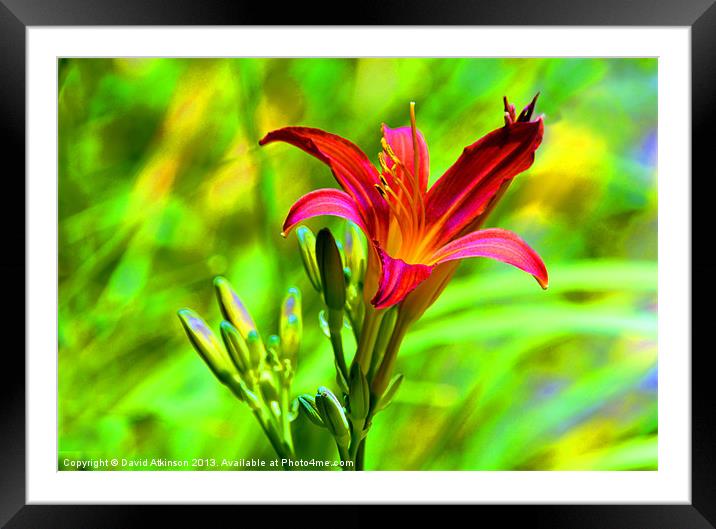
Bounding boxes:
177 279 301 469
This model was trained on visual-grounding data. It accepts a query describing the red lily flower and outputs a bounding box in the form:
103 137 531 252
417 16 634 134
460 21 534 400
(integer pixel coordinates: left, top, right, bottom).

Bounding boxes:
259 96 548 310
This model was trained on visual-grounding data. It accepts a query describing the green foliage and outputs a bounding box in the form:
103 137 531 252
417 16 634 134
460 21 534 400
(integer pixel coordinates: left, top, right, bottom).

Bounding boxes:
58 58 657 470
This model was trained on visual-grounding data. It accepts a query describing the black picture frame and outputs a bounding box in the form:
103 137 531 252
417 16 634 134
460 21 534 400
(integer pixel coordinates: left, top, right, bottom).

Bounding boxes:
2 1 712 527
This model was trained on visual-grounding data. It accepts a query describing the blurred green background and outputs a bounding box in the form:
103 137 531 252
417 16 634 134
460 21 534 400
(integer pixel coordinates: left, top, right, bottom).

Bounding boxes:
58 58 657 470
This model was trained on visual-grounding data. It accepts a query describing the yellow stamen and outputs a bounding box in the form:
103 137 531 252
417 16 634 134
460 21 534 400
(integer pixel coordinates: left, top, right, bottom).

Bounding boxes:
381 138 400 166
375 183 412 243
383 184 416 234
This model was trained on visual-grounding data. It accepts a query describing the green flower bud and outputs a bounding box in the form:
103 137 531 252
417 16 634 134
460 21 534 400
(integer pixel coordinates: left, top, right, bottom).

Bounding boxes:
266 334 281 367
297 394 325 428
219 320 252 374
226 374 245 402
315 228 346 311
348 363 370 422
296 226 322 292
213 276 257 339
343 220 366 284
288 396 300 422
279 288 302 364
246 330 266 368
177 309 231 383
259 372 280 403
315 386 350 446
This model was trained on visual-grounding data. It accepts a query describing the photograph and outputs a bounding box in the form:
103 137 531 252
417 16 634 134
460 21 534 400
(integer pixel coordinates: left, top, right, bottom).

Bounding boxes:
57 57 658 472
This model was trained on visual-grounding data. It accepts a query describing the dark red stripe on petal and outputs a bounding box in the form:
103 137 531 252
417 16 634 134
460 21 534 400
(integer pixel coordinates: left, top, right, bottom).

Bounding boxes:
282 188 369 237
425 116 544 249
429 227 548 289
370 244 434 309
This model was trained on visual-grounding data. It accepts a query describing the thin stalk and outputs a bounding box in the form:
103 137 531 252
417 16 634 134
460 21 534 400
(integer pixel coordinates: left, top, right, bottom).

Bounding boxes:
346 307 361 344
252 409 293 469
280 387 294 455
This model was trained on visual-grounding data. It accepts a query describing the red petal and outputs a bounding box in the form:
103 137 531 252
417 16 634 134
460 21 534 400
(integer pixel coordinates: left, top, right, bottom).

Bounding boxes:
429 228 548 288
425 118 543 248
259 127 387 236
282 188 368 236
382 125 429 193
371 245 433 309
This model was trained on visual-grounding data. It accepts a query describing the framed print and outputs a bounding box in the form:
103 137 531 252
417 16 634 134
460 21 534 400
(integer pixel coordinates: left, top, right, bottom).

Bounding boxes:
2 0 714 527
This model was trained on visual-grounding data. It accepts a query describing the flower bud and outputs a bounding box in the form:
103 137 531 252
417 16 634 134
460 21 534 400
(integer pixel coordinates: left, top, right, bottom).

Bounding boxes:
213 276 257 339
316 228 346 311
279 288 302 364
246 330 266 368
226 374 245 402
297 394 325 427
219 320 252 374
315 386 350 446
348 363 370 422
343 220 366 284
296 226 322 292
177 309 231 383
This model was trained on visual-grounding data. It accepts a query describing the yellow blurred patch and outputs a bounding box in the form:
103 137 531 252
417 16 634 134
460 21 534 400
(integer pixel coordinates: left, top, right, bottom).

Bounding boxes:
519 122 609 214
202 133 259 215
128 63 232 220
113 58 157 77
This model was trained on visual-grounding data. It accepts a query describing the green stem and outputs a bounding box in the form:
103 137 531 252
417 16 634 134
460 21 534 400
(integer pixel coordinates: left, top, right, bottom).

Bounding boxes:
337 442 353 471
280 388 294 455
328 308 349 381
355 438 366 470
252 409 293 468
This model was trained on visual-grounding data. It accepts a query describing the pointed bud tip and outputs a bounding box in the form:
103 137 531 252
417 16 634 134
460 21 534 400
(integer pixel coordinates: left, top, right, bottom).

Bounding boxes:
213 276 228 288
177 309 207 333
219 319 234 332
